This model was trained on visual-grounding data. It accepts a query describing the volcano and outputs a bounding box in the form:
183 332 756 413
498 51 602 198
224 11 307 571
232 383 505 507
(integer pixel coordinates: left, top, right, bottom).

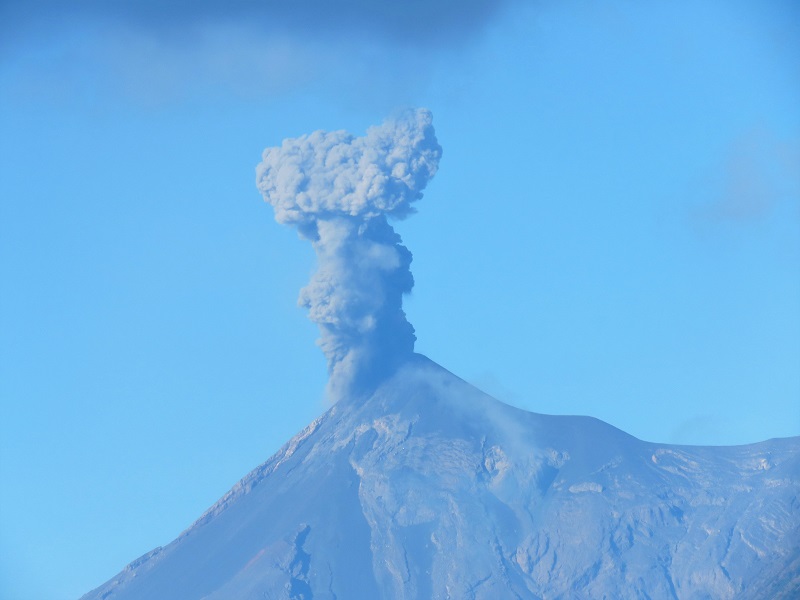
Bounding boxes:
80 355 799 599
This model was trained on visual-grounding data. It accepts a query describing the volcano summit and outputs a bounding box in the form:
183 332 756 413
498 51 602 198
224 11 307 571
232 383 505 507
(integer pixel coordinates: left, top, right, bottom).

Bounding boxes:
81 356 799 599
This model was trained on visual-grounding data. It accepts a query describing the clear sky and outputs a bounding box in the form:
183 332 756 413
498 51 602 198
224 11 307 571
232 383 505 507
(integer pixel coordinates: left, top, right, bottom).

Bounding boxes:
1 1 798 598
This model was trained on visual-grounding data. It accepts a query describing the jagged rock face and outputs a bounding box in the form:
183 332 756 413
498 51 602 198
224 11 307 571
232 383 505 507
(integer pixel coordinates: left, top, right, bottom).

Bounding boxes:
81 356 800 600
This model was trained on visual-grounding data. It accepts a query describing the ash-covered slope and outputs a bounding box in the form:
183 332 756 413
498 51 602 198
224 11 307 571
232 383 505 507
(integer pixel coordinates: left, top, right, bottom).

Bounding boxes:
81 356 800 600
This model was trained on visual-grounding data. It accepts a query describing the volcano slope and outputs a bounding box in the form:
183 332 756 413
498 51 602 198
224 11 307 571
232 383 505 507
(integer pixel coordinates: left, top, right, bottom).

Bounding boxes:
81 355 799 600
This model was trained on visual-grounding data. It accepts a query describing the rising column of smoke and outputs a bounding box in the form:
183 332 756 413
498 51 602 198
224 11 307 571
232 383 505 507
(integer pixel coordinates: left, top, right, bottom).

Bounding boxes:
256 109 442 401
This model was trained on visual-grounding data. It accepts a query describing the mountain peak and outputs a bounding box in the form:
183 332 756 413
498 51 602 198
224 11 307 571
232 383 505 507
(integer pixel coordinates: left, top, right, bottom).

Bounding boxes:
81 355 800 599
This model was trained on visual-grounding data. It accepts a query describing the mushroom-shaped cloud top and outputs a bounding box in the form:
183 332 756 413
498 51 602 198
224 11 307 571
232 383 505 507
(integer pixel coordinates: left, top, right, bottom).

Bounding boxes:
257 108 441 227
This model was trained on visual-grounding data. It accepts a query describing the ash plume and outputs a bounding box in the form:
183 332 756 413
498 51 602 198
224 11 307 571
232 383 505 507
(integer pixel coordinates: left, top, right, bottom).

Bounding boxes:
256 109 441 400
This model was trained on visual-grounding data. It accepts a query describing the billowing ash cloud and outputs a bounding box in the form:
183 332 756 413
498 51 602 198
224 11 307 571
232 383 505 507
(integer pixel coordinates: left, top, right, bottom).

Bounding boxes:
257 109 441 400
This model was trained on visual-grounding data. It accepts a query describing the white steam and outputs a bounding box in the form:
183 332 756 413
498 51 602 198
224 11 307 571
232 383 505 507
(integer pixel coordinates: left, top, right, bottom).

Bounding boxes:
256 109 441 400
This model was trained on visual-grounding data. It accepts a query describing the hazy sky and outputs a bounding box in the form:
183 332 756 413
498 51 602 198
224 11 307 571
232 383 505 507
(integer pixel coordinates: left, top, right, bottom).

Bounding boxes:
1 1 798 598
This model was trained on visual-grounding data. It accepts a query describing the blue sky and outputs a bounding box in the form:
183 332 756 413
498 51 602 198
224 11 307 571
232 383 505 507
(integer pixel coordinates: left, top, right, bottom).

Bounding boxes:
1 1 798 598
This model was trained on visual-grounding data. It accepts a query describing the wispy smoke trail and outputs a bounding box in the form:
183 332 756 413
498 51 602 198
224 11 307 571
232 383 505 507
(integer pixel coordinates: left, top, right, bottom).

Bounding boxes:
256 109 441 400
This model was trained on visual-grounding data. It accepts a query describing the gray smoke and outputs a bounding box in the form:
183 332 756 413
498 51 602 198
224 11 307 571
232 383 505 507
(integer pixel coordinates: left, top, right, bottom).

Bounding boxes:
256 109 441 400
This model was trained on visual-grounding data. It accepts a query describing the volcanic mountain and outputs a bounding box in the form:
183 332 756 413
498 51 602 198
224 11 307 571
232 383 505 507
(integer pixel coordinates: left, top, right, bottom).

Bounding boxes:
80 355 799 600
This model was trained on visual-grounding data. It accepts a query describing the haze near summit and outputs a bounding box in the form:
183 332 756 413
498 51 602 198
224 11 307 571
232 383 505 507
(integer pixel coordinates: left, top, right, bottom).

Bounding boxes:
257 109 442 400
